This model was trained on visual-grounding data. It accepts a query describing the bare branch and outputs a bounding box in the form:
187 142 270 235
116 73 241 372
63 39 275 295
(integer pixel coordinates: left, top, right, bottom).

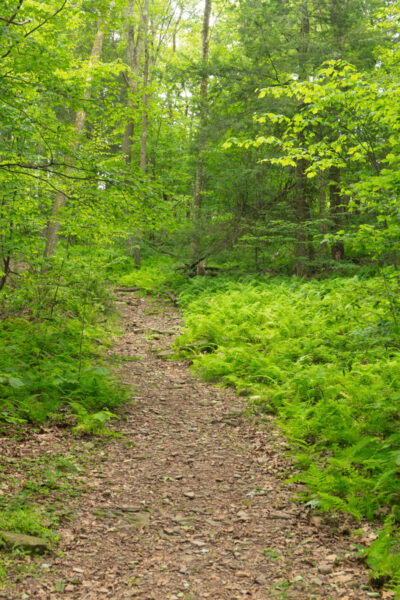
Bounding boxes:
0 15 31 25
5 0 24 26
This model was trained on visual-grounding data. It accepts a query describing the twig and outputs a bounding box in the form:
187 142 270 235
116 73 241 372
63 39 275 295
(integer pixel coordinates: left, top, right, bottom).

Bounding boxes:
0 15 31 25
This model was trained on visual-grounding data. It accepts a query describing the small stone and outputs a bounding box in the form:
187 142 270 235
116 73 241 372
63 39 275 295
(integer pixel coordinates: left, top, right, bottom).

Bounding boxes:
191 540 206 547
326 553 338 562
335 573 354 584
318 563 333 575
237 510 250 521
183 491 195 499
73 567 84 573
310 516 323 527
65 584 75 592
254 575 267 585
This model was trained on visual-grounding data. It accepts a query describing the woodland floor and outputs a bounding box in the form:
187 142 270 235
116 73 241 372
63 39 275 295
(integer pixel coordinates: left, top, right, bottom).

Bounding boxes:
1 294 385 600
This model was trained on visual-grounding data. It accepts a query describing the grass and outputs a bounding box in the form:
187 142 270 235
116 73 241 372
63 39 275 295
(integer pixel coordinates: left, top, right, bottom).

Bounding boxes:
0 443 95 586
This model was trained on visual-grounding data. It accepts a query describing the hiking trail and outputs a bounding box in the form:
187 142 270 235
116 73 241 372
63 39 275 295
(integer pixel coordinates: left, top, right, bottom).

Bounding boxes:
8 294 374 599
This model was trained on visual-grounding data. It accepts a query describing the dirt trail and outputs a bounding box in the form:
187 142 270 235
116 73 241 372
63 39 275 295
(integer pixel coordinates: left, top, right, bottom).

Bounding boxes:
10 294 375 599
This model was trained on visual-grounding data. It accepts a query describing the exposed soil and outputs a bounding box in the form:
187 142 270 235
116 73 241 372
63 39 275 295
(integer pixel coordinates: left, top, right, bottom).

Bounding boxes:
2 294 386 599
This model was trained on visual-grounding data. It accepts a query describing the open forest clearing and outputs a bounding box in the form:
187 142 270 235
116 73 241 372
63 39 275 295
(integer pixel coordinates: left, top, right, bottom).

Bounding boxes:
2 0 400 597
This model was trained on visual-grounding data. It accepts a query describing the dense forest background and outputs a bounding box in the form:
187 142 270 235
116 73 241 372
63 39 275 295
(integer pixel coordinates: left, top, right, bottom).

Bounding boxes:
2 0 400 593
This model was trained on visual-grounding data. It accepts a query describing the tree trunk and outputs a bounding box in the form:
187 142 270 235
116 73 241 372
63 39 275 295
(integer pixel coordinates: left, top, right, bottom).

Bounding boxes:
131 0 150 268
294 2 310 276
122 0 145 163
329 166 345 260
43 19 105 260
192 0 211 271
295 158 308 276
140 0 150 173
122 0 148 268
329 0 345 261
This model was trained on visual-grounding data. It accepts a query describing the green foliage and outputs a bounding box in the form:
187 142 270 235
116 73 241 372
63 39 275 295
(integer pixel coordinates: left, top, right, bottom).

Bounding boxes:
0 247 127 426
0 448 89 584
2 0 400 591
364 518 400 595
174 271 400 588
0 506 57 545
249 13 400 266
118 255 186 296
69 402 121 437
263 547 281 562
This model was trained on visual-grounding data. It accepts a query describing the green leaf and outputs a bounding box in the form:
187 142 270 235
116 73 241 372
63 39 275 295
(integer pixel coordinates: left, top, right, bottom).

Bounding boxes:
8 377 25 389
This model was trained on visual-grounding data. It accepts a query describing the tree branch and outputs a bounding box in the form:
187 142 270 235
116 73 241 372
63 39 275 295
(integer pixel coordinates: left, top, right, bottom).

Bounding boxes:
1 0 68 60
0 15 31 26
5 0 24 26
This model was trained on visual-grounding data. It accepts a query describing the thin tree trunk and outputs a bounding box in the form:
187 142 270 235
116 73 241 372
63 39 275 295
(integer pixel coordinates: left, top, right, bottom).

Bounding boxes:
294 2 310 276
192 0 211 270
328 0 345 261
329 166 345 260
122 0 146 267
43 19 106 259
295 158 308 276
140 0 150 173
122 0 144 163
316 173 329 259
130 0 150 268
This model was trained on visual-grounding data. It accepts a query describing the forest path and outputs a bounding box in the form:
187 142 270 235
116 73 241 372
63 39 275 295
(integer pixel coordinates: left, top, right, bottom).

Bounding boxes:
15 294 372 600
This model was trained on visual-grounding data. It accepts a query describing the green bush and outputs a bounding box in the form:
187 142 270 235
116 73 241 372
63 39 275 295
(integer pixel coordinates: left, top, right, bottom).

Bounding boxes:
117 255 186 295
0 247 127 426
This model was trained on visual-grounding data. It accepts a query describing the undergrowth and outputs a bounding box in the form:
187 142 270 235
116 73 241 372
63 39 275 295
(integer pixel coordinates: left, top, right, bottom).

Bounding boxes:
166 269 400 594
117 254 186 296
0 246 128 427
0 244 130 583
0 240 135 588
0 445 94 586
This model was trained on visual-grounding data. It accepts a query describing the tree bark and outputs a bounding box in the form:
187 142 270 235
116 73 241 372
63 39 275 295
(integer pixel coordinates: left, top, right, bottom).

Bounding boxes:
140 0 150 173
122 0 147 268
43 18 105 259
294 2 310 276
192 0 212 270
329 165 345 260
122 0 145 163
295 157 308 276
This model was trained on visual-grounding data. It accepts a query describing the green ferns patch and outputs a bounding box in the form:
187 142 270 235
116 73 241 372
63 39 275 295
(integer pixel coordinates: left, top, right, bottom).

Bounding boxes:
174 274 400 592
